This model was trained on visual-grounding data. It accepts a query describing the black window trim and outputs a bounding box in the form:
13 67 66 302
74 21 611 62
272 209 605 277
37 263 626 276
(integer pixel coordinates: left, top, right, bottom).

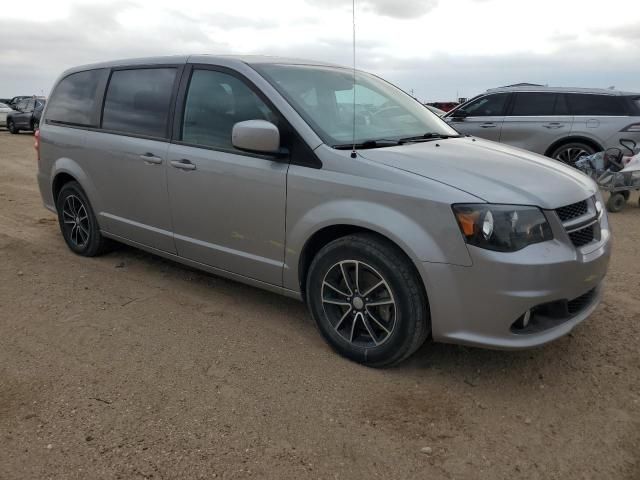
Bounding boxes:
171 63 322 169
45 68 110 129
96 63 186 142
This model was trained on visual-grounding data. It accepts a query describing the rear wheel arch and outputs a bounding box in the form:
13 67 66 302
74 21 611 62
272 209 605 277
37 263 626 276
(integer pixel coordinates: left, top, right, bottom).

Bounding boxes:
52 172 78 207
545 136 603 158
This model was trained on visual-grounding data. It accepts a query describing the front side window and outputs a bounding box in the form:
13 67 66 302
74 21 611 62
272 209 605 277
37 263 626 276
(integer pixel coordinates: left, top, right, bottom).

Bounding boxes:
45 69 106 126
253 64 457 146
102 68 177 138
464 93 509 117
181 69 277 151
568 94 627 116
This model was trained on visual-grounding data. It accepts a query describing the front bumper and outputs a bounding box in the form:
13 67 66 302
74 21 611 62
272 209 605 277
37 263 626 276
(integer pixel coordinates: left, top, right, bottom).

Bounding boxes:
421 210 611 349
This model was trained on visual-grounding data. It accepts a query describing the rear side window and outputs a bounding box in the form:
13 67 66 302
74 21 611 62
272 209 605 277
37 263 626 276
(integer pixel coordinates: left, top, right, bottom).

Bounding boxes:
464 93 508 116
102 68 177 138
629 97 640 114
510 92 568 116
46 70 106 126
567 94 627 116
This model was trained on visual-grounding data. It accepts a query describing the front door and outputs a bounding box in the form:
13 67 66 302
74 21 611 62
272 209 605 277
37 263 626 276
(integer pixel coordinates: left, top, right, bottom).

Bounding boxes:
447 92 509 142
167 67 288 285
84 67 180 253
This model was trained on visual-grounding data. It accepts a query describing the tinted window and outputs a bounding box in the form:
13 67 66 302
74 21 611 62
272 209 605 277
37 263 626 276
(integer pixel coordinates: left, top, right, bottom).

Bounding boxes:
25 97 36 112
464 93 508 116
568 94 627 116
629 97 640 114
511 92 562 116
182 69 278 150
46 70 105 126
102 68 177 138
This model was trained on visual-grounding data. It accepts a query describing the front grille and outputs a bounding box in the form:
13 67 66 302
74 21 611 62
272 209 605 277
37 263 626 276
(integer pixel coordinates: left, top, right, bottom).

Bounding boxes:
556 200 588 222
567 288 597 315
568 225 595 247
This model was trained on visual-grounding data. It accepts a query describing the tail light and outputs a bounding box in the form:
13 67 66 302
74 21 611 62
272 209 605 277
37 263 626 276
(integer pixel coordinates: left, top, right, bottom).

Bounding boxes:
34 129 41 162
621 123 640 132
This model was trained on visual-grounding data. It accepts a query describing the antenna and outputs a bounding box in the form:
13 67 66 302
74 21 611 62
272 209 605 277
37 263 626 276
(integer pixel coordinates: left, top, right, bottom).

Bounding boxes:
350 0 357 159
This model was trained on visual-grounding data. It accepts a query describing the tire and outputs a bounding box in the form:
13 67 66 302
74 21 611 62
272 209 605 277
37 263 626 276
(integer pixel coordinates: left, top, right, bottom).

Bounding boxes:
306 233 430 367
621 190 630 201
56 181 111 256
606 193 626 213
7 119 18 134
551 142 596 166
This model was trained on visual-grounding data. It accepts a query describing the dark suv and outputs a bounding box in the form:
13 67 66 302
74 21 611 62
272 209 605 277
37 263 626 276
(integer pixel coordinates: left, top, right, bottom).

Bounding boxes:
445 87 640 165
7 96 46 134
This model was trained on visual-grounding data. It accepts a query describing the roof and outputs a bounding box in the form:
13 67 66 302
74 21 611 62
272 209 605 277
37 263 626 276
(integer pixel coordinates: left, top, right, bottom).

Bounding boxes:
487 85 639 96
61 54 345 77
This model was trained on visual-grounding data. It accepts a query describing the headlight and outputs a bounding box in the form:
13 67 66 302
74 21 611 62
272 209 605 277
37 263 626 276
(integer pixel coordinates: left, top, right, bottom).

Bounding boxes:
452 204 553 252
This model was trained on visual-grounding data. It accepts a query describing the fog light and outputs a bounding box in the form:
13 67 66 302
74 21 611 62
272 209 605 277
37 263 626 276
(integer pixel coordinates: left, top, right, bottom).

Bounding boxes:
522 310 531 328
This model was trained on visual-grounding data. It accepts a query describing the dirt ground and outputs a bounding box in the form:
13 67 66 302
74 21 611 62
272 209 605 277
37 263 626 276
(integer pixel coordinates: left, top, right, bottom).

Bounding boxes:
0 130 638 480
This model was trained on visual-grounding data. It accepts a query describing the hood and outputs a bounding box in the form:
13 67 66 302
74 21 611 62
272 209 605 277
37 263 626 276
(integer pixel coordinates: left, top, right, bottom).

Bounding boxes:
358 137 596 209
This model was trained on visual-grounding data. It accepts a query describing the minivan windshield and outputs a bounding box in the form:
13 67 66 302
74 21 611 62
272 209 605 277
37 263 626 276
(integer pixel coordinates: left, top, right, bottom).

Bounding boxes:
253 64 459 148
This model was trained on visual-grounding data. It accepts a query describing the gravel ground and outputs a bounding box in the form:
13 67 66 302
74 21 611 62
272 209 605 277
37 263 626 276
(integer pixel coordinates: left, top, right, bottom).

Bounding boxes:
0 130 639 479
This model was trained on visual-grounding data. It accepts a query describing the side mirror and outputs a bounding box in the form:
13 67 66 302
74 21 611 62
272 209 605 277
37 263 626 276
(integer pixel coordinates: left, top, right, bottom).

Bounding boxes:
451 109 469 119
232 120 281 155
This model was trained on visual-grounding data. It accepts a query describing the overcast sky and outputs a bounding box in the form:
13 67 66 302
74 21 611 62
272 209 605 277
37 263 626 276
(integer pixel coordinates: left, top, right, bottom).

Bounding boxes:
1 0 639 101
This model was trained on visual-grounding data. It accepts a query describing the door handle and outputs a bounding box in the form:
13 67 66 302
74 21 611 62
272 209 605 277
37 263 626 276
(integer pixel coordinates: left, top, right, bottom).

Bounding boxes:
170 159 197 171
543 123 563 129
480 123 496 128
140 153 163 165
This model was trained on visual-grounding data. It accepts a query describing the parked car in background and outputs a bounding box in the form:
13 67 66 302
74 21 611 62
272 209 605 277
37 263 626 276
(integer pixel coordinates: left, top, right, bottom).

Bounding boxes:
6 96 33 108
425 104 446 116
0 102 15 128
445 87 640 165
427 101 459 112
7 96 46 134
37 56 610 366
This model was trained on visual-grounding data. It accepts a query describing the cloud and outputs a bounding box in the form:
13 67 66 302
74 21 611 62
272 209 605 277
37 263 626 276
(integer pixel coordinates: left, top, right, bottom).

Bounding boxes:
0 2 228 95
305 0 439 19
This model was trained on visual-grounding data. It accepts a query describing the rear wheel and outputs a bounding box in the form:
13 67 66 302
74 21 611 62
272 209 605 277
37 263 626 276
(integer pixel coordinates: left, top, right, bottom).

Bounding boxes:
551 142 596 166
306 234 430 367
7 119 18 134
606 193 626 213
56 181 111 256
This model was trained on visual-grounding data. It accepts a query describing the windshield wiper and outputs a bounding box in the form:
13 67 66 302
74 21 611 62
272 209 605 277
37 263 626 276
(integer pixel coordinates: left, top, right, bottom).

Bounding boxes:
398 132 462 144
333 139 399 150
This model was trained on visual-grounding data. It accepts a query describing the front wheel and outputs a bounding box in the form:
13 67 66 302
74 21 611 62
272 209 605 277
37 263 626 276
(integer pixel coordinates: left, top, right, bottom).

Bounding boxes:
306 234 430 367
56 181 111 256
7 119 18 134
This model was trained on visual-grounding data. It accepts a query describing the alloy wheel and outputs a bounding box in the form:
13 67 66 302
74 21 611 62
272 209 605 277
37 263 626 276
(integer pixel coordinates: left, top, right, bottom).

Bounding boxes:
321 260 396 348
555 146 590 165
61 194 90 248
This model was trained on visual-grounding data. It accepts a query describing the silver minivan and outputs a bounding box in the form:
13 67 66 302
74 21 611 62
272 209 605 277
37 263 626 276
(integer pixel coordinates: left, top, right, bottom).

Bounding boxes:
445 86 640 164
37 56 611 366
